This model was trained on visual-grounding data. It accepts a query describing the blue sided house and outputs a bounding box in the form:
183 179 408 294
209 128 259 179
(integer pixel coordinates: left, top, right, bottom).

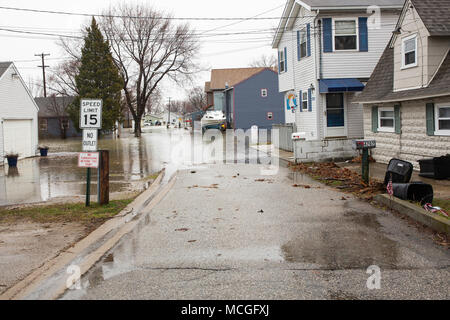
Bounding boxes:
205 67 284 130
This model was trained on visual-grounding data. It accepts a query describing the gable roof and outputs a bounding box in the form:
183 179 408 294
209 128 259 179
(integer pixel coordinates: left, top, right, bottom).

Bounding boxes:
0 62 13 79
411 0 450 36
209 67 269 90
35 96 75 117
273 0 404 48
354 47 450 103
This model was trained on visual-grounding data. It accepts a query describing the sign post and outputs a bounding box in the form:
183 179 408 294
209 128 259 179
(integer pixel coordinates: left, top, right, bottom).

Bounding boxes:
79 99 102 207
78 152 100 206
353 140 377 184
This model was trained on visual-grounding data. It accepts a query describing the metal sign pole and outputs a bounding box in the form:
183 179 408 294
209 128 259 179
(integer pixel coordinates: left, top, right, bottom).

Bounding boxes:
86 167 91 207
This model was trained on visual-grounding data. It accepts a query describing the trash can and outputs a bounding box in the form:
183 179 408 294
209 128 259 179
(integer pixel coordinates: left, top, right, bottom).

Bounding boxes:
392 182 433 205
384 158 414 185
418 155 450 180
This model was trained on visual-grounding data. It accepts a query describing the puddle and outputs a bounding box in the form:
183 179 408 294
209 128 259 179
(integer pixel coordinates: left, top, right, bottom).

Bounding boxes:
282 211 399 269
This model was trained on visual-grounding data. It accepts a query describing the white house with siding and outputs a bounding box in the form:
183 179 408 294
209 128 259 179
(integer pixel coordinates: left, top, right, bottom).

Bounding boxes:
0 62 39 164
273 0 404 162
354 0 450 168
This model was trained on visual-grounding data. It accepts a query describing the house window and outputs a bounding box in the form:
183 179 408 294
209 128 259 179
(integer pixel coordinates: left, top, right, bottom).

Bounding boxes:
435 104 450 135
39 119 48 131
261 89 268 97
299 29 307 58
378 107 395 132
302 91 308 111
334 19 357 50
279 50 286 72
402 34 417 68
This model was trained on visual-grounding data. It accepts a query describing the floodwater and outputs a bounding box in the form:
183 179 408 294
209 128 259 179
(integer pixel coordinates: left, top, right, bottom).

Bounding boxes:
0 129 182 206
0 128 273 206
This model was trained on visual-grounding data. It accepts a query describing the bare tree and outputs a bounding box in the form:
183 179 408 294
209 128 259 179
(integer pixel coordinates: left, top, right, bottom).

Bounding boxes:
249 54 278 69
47 94 73 139
101 4 200 137
187 86 207 112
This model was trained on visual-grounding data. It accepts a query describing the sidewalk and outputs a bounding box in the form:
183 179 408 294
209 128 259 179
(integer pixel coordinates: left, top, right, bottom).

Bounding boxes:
250 144 295 165
338 162 450 199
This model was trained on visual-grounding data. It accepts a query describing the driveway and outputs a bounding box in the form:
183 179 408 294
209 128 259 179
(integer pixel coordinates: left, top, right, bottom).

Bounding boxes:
62 163 449 300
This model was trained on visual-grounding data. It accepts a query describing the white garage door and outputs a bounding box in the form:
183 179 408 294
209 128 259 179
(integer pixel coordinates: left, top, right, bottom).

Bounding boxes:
3 120 33 159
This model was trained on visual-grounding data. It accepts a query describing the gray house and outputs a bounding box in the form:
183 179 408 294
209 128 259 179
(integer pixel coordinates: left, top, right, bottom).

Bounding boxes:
206 67 284 130
35 96 81 139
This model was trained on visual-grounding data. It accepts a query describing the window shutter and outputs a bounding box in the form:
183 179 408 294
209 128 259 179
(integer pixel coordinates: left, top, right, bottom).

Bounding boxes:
307 23 311 57
297 31 301 61
323 18 332 53
299 90 303 112
284 47 288 71
308 88 312 112
359 17 368 52
372 106 378 133
278 51 281 74
394 104 401 134
426 103 435 136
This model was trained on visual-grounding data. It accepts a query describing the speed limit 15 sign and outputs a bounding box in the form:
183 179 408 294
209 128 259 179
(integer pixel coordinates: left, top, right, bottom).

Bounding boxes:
80 99 102 129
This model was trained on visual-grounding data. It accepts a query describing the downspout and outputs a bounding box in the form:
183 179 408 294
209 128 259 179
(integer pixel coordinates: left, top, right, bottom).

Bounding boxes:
316 11 323 140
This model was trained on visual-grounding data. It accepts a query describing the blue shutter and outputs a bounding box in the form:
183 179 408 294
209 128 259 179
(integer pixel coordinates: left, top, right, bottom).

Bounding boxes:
277 51 281 74
299 90 303 112
307 23 311 57
284 47 287 71
323 18 332 52
297 31 301 61
308 88 312 112
359 17 368 52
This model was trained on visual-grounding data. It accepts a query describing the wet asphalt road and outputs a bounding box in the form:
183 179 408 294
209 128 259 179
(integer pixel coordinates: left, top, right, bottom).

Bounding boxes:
62 160 450 300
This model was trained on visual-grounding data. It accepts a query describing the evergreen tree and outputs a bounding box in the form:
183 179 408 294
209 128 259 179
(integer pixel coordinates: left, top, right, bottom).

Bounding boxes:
68 18 123 132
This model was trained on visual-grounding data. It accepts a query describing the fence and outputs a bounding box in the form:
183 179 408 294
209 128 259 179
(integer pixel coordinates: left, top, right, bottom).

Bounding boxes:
272 123 295 152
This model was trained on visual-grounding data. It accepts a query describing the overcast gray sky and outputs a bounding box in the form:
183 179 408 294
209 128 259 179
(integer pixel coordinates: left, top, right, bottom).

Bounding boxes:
0 0 285 101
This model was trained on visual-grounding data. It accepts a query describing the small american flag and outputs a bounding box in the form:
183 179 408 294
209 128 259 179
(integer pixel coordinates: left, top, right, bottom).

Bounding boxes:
387 175 394 196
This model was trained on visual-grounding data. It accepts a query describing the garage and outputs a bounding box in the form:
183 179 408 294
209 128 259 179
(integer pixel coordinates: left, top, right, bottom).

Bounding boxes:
2 119 33 158
0 62 39 164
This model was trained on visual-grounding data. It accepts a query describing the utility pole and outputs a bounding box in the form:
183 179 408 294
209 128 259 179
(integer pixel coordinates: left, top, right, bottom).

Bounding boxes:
167 97 171 128
35 53 50 97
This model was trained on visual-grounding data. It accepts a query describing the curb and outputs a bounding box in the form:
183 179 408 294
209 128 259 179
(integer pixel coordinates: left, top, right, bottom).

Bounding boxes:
0 169 176 300
374 194 450 235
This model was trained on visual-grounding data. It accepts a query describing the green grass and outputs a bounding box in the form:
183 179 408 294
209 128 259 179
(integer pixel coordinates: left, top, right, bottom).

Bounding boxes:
0 199 134 224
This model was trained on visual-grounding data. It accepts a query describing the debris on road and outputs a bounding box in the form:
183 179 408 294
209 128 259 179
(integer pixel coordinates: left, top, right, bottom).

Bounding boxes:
289 162 384 200
175 228 189 232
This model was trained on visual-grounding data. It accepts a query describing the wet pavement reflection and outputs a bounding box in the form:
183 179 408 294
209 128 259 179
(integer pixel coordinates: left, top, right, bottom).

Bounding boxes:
0 128 273 206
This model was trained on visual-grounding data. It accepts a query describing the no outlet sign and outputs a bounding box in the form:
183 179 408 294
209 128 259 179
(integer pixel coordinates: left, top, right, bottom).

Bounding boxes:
80 99 102 129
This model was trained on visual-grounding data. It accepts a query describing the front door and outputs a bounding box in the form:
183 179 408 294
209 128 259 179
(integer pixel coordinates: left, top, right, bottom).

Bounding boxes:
325 93 346 137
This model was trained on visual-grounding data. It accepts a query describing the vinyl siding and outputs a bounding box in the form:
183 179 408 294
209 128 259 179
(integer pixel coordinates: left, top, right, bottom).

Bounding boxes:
0 64 39 163
346 92 364 139
321 12 399 79
292 8 318 140
234 69 284 130
393 6 429 91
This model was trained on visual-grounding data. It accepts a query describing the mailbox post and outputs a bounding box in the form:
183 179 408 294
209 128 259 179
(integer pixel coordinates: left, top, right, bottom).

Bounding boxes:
352 140 376 184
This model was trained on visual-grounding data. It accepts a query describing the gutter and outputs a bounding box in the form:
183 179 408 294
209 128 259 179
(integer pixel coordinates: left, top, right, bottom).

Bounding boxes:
354 91 450 105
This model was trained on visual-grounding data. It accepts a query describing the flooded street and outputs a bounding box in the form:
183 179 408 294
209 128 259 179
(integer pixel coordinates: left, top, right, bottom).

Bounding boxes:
0 128 271 206
0 128 185 206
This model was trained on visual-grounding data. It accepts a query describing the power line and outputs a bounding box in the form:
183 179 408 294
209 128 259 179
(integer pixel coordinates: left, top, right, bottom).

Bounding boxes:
0 5 297 20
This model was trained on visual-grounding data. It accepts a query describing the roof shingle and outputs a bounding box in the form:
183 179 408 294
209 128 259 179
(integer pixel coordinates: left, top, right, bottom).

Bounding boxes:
355 47 450 103
412 0 450 36
209 67 270 90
